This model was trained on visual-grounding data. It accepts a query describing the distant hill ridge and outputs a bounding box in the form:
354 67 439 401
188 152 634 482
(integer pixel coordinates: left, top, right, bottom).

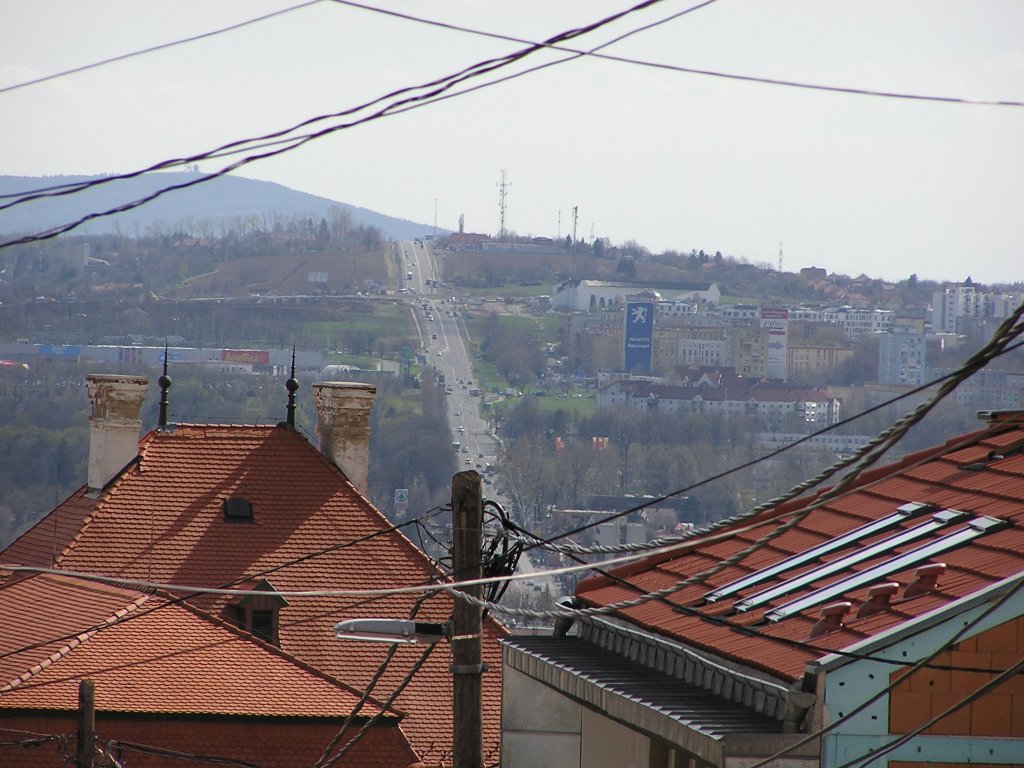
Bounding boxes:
0 172 437 240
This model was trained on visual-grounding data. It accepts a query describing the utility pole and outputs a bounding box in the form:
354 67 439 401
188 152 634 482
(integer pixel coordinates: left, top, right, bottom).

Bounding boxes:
496 170 510 240
77 679 95 768
451 471 484 768
571 205 579 278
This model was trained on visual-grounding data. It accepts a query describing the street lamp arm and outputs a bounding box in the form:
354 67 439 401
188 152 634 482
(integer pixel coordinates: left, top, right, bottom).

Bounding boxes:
333 618 449 644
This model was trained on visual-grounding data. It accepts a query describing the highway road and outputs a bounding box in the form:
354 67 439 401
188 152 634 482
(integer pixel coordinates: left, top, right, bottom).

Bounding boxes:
397 240 560 604
398 239 499 472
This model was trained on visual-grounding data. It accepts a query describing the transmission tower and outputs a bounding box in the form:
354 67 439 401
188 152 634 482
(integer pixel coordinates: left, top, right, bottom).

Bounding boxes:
497 170 510 239
778 242 783 273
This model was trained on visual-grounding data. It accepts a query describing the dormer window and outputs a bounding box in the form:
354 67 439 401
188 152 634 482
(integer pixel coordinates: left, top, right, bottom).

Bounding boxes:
224 579 288 645
223 497 254 523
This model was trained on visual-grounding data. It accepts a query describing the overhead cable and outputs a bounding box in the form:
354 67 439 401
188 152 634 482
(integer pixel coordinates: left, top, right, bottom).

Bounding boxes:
0 1 323 96
0 0 715 246
453 297 1024 623
331 0 1024 108
746 572 1024 768
513 336 1024 557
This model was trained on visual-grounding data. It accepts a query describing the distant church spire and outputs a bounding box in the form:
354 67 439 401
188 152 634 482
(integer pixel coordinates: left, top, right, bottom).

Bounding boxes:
158 342 172 429
285 345 299 429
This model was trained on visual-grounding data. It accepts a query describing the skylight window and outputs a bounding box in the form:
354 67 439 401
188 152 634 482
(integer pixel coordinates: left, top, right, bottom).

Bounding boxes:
733 508 965 613
764 515 1007 622
223 497 254 522
704 502 936 604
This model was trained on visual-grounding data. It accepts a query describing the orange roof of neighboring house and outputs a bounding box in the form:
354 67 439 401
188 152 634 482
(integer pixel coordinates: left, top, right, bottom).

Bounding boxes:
576 415 1024 682
0 423 506 762
0 572 396 721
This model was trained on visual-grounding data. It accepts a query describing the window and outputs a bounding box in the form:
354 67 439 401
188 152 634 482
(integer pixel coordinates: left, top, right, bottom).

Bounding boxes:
250 609 275 643
223 497 254 523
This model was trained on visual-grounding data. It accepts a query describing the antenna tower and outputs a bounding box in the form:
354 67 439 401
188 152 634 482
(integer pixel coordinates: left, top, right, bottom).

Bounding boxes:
778 242 783 273
497 170 510 239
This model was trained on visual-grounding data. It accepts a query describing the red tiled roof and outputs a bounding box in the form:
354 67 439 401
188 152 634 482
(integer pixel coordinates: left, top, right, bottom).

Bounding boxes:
0 424 506 760
0 489 97 568
0 572 395 720
576 417 1024 681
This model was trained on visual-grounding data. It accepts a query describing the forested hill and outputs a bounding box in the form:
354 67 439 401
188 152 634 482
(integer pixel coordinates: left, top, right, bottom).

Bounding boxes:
0 173 433 240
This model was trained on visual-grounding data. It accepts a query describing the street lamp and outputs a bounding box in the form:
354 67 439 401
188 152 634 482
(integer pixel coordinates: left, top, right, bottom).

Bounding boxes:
333 619 449 645
333 471 485 768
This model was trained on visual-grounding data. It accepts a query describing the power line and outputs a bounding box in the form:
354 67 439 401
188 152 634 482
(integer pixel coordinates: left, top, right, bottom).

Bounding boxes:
6 306 1023 609
330 0 1024 108
512 336 1024 557
0 0 713 246
0 505 446 664
106 738 265 768
746 572 1024 768
450 301 1024 662
838 653 1024 768
0 1 324 96
313 591 434 768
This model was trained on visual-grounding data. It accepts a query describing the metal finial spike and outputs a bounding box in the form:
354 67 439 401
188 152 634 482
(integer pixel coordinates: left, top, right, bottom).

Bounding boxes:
158 342 172 428
285 344 298 428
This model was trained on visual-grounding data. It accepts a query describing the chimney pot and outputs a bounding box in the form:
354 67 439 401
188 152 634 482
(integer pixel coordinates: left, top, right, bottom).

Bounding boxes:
313 381 376 495
86 374 149 492
856 582 901 619
809 601 851 639
904 562 946 599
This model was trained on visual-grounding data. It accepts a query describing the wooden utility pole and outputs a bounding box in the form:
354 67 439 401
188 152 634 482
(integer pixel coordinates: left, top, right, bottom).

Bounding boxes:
450 471 484 768
77 679 95 768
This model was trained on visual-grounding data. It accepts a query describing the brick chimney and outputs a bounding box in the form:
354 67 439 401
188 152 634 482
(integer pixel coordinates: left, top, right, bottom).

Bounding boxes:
86 374 149 492
313 382 376 495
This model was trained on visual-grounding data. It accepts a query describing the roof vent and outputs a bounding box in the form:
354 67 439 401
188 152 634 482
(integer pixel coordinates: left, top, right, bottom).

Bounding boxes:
223 497 254 523
856 582 900 619
904 562 946 599
809 601 851 639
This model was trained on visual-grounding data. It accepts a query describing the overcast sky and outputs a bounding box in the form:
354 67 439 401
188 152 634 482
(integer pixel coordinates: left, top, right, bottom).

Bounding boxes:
2 0 1022 285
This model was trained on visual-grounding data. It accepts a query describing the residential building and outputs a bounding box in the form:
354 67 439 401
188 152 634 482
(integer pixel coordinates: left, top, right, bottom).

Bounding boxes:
787 306 894 340
502 411 1024 767
552 279 720 313
932 282 1024 334
787 345 853 382
0 373 507 765
878 328 928 386
596 375 840 425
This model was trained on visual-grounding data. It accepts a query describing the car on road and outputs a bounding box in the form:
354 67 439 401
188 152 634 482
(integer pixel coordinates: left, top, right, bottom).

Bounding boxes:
431 333 437 339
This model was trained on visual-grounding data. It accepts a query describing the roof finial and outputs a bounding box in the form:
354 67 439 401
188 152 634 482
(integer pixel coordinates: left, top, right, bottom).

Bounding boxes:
285 344 299 428
158 342 172 428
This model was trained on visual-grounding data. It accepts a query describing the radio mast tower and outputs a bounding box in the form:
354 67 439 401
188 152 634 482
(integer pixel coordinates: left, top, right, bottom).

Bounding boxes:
497 170 510 239
778 242 783 273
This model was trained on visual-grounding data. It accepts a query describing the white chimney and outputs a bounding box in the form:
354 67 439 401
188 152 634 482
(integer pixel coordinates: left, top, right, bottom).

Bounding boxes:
86 374 149 492
313 382 376 495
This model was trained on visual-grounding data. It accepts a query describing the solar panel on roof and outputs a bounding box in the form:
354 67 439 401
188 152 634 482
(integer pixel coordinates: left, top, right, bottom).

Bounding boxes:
764 515 1008 622
703 502 935 604
733 508 965 613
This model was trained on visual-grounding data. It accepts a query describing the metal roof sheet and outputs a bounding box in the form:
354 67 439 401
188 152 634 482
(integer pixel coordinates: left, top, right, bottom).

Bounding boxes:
503 635 783 764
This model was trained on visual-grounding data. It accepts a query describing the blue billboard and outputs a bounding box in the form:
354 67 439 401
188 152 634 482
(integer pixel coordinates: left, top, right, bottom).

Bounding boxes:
624 301 654 373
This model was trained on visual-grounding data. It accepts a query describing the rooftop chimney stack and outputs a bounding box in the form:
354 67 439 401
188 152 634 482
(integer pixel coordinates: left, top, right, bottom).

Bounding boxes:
313 382 377 495
86 374 149 492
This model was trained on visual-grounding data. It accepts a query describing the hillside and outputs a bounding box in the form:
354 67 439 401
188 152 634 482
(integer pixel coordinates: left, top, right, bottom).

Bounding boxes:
0 173 436 241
